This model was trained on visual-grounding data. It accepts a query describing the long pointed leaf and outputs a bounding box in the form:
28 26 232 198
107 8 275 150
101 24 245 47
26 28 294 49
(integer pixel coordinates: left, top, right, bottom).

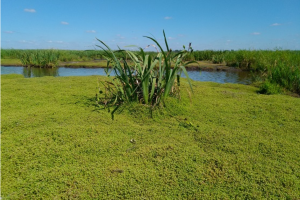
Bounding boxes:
179 65 193 93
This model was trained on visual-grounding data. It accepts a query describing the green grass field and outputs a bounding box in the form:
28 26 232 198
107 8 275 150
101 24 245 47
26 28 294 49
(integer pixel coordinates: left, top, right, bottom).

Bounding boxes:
1 74 300 199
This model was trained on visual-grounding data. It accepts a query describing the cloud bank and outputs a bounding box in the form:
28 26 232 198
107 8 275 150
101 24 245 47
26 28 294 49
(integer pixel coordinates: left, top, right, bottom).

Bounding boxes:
24 9 36 13
271 23 281 26
86 30 96 33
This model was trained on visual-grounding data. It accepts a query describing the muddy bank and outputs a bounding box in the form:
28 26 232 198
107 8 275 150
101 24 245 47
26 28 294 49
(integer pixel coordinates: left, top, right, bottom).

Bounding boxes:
184 65 245 72
60 60 247 72
2 59 248 72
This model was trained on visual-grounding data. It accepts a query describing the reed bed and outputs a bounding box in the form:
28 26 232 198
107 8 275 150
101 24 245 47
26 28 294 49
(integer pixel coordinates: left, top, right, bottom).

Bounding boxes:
3 49 299 70
1 49 121 62
258 62 300 95
190 50 300 94
19 50 60 68
189 50 300 70
57 50 104 62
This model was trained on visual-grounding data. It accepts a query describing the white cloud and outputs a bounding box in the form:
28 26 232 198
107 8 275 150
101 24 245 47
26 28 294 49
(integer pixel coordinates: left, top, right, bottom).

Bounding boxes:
61 21 69 25
19 40 34 43
225 40 232 45
4 31 14 34
251 32 261 35
24 9 36 13
47 40 64 44
164 16 172 20
168 37 176 40
117 34 125 39
270 23 281 26
86 30 96 33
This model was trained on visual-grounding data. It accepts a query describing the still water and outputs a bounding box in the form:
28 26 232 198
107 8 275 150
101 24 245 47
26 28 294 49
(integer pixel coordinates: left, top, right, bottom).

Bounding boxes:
1 66 252 84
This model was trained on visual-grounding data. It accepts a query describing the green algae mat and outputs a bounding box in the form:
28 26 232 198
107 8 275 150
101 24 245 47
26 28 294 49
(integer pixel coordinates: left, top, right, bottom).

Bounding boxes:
1 74 300 199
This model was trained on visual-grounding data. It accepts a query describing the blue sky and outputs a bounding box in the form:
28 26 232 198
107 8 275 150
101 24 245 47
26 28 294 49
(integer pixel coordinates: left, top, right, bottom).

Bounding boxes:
1 0 300 50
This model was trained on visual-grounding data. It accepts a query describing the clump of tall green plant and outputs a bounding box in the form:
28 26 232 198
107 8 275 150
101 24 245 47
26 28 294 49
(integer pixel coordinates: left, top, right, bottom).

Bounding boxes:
258 62 300 95
96 31 196 119
19 50 60 68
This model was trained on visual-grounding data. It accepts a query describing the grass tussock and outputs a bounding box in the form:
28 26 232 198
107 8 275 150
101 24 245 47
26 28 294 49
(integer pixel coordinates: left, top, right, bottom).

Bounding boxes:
259 62 300 95
96 31 195 118
2 74 300 199
19 49 60 68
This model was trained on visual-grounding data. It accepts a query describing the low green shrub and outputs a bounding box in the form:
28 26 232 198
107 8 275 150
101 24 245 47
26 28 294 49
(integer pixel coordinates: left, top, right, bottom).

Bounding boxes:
268 63 300 94
257 62 300 95
258 80 282 95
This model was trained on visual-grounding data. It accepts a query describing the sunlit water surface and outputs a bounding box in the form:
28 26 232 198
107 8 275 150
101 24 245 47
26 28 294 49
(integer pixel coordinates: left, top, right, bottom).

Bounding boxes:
1 66 252 84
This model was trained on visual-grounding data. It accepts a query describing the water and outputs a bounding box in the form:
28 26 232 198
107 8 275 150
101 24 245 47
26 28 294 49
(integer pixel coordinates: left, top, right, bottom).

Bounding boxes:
1 66 252 84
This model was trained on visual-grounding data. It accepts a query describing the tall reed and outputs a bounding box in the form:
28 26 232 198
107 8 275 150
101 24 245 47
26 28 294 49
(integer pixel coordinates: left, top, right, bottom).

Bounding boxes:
19 50 60 68
259 62 300 95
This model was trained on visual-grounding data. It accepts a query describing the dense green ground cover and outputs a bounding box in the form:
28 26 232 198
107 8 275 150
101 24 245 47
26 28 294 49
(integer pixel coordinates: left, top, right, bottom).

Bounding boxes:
2 74 300 199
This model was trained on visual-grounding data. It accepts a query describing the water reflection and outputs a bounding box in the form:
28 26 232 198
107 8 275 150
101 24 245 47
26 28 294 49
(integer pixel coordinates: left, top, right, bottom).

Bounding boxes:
183 70 251 84
22 67 59 78
1 66 252 84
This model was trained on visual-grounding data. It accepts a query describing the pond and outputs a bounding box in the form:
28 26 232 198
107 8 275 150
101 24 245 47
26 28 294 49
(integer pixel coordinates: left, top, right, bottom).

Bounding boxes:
0 66 252 84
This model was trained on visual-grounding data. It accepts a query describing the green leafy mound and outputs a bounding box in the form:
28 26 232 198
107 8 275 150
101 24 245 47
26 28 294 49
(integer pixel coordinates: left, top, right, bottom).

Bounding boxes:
96 31 196 119
259 80 282 94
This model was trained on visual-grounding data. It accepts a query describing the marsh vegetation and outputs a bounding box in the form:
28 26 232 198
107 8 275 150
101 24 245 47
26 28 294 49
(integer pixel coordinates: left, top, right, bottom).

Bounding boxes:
1 32 300 199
